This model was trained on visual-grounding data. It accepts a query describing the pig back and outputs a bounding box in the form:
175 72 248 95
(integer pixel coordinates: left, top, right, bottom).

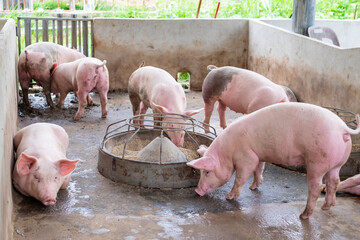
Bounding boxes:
226 103 350 165
202 67 287 113
129 66 184 109
14 123 69 162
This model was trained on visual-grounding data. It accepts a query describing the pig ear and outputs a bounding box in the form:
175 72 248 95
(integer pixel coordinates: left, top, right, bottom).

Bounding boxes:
183 108 204 117
186 156 218 171
56 159 79 176
17 153 38 175
197 145 208 157
151 102 170 114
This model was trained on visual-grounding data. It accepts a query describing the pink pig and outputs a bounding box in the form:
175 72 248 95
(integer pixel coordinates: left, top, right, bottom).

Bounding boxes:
50 57 109 120
13 123 79 206
128 66 203 146
187 102 360 219
328 175 360 195
18 42 85 108
202 65 295 132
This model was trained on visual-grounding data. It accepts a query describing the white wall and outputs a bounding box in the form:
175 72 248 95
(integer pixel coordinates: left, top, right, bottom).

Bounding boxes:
93 19 249 91
0 18 18 240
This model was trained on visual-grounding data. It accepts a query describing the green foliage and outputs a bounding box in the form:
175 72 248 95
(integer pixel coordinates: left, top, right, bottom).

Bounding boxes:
0 0 359 21
317 0 359 19
41 0 69 10
177 72 190 90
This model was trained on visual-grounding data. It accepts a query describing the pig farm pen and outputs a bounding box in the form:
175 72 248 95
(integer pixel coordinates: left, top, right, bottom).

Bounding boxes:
2 18 360 239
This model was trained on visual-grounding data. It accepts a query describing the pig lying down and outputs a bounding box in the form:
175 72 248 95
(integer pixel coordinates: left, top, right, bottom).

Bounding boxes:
128 66 203 147
331 174 360 195
187 102 360 219
50 57 109 120
202 65 295 132
13 123 79 206
18 42 85 108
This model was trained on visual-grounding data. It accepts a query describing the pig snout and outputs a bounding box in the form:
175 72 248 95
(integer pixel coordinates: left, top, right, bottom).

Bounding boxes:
195 187 207 196
43 197 57 206
173 137 184 147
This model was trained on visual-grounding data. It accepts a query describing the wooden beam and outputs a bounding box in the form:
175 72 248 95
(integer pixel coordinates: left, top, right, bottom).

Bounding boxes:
292 0 316 36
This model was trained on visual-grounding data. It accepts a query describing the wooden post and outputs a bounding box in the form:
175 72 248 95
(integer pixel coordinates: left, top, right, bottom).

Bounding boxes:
292 0 316 36
24 18 31 46
57 14 63 45
196 0 202 18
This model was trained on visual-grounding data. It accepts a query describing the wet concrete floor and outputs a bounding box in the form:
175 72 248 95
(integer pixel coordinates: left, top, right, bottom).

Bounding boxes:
13 91 360 240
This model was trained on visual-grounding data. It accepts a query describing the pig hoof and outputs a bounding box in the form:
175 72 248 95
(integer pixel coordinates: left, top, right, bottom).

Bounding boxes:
321 202 334 210
300 214 309 220
226 192 237 200
220 124 227 129
74 116 81 121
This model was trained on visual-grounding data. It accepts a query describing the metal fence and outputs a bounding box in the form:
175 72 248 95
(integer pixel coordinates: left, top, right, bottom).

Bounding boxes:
17 15 94 57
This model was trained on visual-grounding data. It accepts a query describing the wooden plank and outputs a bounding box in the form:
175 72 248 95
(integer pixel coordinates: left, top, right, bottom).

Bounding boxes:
24 18 31 47
71 16 77 49
52 19 55 43
17 18 22 55
82 19 88 56
91 20 94 57
35 19 38 42
42 19 49 41
66 20 69 47
57 19 63 45
78 21 81 52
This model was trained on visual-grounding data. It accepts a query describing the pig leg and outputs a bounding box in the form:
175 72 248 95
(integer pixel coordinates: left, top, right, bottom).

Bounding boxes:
249 162 265 190
99 91 108 118
322 167 340 210
217 101 227 129
139 102 148 127
338 185 360 195
56 91 68 108
337 174 360 191
129 91 141 125
74 91 87 120
226 156 259 199
41 77 55 108
19 57 31 106
203 101 215 133
87 94 94 106
19 72 32 106
300 173 324 219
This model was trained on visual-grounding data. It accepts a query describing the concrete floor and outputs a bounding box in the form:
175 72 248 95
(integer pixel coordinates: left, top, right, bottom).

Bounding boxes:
13 91 360 240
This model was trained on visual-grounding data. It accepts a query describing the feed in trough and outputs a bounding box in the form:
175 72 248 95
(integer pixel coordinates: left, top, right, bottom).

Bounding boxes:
111 136 200 162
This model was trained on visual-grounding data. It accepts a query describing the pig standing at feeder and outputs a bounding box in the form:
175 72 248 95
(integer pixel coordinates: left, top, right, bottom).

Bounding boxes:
128 66 203 147
50 57 109 120
13 123 79 206
202 65 296 132
18 42 86 108
187 102 360 219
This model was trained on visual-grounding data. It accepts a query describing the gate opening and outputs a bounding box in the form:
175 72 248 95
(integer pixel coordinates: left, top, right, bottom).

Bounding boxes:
177 72 190 90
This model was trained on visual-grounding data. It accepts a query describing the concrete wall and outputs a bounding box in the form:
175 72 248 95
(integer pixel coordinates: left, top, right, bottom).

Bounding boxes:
262 19 360 48
0 18 18 240
93 19 249 91
248 19 360 114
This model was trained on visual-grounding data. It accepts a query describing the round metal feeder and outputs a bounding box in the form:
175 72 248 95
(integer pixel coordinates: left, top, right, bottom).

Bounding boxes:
281 107 360 178
98 113 216 188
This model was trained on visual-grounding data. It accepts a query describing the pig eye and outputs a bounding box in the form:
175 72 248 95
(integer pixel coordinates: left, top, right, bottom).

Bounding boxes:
34 175 40 182
205 171 210 175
